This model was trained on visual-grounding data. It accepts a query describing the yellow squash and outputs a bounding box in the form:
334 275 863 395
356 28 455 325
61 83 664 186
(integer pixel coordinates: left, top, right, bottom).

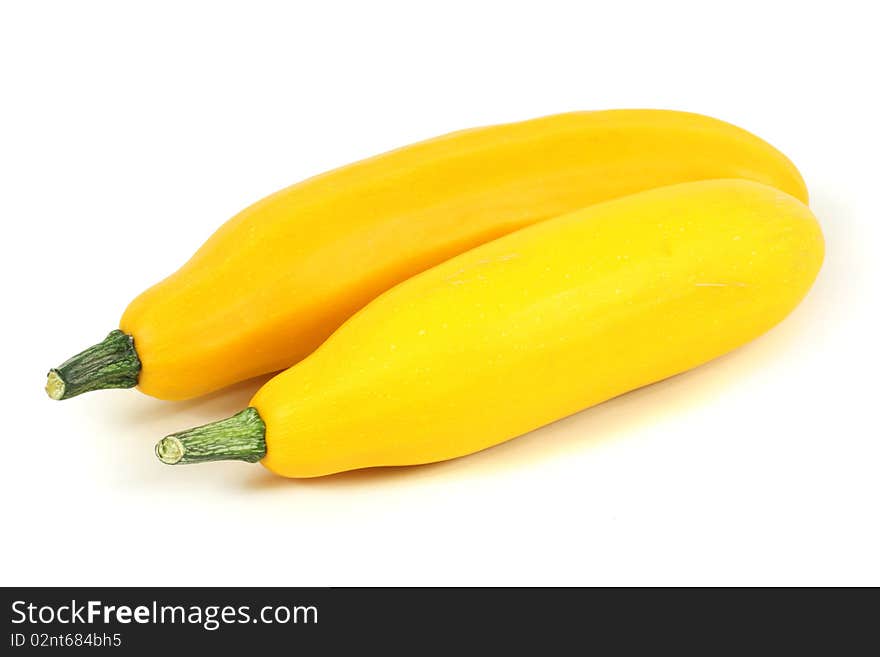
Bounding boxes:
156 179 824 477
49 110 807 401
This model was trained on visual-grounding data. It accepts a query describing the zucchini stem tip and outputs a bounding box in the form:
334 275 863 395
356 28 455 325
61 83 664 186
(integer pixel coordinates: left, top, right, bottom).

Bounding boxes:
156 436 184 465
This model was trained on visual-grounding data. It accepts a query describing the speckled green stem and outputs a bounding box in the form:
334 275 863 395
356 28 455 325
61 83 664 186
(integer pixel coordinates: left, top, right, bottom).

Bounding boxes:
46 330 141 400
156 407 266 465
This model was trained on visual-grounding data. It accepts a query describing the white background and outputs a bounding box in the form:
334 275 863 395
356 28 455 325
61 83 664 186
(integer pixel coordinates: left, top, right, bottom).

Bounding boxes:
1 1 877 586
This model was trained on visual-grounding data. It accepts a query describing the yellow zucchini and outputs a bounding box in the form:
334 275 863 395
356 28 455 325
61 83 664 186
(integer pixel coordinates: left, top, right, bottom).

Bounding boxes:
48 110 807 401
156 179 824 477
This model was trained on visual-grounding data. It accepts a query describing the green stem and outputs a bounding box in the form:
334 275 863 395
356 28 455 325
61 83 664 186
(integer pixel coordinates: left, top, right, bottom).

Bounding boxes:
156 407 266 465
46 330 141 400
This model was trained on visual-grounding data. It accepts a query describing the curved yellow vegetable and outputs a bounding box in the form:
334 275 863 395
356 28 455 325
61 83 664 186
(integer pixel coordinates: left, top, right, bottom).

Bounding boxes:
157 180 824 477
47 110 807 402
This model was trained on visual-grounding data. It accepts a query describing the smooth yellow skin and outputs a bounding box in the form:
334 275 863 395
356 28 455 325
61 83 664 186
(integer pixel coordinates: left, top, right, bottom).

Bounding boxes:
253 180 823 478
120 110 807 400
